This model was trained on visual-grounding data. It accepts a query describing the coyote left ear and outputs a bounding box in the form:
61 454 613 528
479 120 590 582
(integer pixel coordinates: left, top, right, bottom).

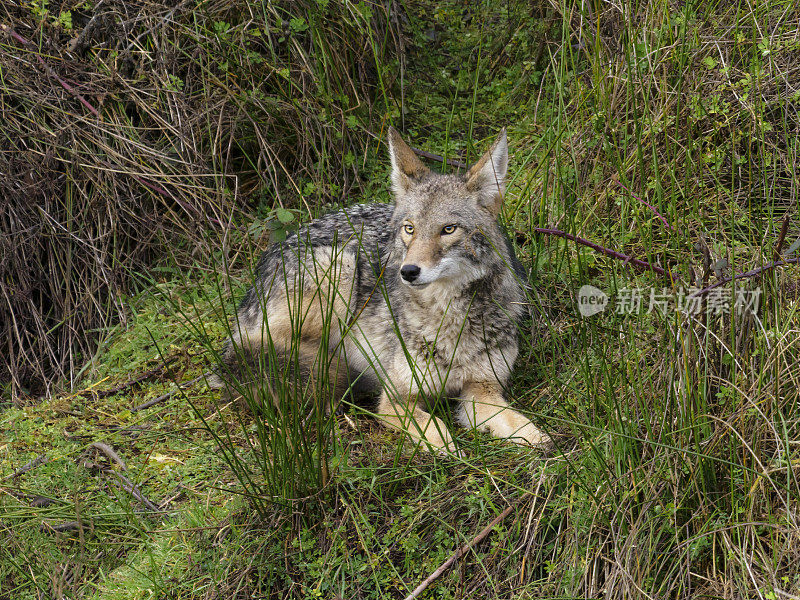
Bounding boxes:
466 128 508 216
388 127 430 196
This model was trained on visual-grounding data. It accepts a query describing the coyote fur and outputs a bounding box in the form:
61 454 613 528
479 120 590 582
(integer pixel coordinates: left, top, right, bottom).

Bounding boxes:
213 127 548 452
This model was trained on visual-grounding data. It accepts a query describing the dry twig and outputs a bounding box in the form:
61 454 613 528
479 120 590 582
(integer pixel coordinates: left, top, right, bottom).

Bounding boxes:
131 372 209 412
774 213 792 260
690 256 800 298
88 358 176 399
410 146 467 170
5 454 47 480
404 494 529 600
86 442 162 512
533 227 672 278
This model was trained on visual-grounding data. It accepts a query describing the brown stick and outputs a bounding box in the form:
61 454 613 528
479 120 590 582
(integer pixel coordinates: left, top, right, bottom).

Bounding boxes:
87 442 162 512
773 213 791 261
29 495 57 508
5 454 47 480
410 147 467 170
1 25 100 117
90 359 176 399
403 495 527 600
533 228 673 279
131 372 209 411
114 472 161 512
41 520 85 533
1 488 56 507
90 442 128 471
689 255 800 298
616 181 674 231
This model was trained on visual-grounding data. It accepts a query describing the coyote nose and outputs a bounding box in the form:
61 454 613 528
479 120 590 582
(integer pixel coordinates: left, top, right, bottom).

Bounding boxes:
400 264 421 282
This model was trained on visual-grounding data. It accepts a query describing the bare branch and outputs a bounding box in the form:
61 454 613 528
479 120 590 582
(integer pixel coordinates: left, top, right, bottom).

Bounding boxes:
404 495 527 600
532 228 672 279
690 256 800 298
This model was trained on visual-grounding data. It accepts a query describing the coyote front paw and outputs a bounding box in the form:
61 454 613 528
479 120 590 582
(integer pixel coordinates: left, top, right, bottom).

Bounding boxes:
419 419 461 456
509 421 552 447
482 407 551 447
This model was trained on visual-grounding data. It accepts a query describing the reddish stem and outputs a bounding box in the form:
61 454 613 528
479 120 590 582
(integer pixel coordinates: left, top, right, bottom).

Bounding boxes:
533 227 672 279
689 256 800 298
2 25 100 117
617 181 674 231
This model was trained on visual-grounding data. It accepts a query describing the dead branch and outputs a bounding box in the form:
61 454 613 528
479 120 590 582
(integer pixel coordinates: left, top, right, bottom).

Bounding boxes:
1 25 100 117
89 358 176 399
90 442 127 471
404 494 528 600
41 521 86 533
5 454 47 480
1 488 57 507
131 372 209 411
410 147 468 170
86 442 162 512
616 181 674 231
774 213 791 260
113 472 161 512
533 228 672 278
690 256 800 298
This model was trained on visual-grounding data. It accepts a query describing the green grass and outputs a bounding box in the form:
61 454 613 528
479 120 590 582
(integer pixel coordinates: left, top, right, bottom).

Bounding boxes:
2 0 800 598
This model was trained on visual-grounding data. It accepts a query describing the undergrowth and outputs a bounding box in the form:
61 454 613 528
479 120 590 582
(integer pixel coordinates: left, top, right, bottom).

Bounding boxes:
0 0 398 398
2 0 799 599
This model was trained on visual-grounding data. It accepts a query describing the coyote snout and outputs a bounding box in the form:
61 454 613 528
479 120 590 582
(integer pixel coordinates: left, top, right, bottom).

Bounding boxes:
214 125 551 453
399 264 421 283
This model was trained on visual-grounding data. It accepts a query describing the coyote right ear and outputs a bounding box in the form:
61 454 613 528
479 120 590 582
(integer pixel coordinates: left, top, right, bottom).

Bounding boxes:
465 128 508 216
388 127 429 195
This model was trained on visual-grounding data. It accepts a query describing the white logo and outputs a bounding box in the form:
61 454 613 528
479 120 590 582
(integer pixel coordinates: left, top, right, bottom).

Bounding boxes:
578 285 609 317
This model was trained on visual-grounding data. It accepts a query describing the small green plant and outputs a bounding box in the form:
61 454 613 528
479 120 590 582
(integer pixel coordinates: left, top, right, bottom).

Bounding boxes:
55 9 71 30
29 0 48 20
165 73 184 91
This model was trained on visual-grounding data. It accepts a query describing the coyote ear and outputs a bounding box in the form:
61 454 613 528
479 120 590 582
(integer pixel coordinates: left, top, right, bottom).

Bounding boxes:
388 127 430 195
465 128 508 216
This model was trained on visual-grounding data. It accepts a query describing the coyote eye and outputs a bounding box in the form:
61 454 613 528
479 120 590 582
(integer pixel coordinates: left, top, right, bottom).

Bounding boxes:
403 223 414 235
441 224 457 235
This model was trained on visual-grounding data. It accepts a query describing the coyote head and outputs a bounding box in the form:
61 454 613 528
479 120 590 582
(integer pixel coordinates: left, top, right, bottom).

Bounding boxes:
387 127 513 289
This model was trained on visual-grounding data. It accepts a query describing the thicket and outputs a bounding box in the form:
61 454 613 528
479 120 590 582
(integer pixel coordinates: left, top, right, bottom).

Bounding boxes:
1 0 399 398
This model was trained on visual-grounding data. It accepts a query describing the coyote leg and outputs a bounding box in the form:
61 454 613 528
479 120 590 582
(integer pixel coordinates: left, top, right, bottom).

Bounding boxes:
376 391 457 453
459 382 550 446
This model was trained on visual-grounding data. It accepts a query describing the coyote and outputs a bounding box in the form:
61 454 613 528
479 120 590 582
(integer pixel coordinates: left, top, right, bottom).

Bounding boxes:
214 127 548 452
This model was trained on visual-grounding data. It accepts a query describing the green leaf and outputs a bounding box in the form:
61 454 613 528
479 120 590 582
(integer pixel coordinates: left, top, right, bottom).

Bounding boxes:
289 17 308 33
784 236 800 257
57 10 72 30
275 208 295 224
